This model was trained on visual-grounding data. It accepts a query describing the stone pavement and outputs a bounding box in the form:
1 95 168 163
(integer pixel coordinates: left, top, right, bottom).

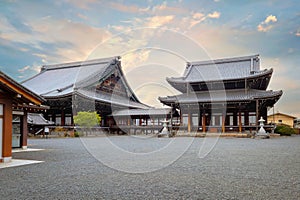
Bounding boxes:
0 136 299 199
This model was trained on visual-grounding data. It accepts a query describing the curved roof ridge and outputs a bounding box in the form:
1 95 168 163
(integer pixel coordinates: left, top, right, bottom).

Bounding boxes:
42 56 120 71
188 54 259 66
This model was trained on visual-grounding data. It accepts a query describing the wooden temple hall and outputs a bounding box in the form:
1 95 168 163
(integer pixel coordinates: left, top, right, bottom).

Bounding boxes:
159 54 282 133
22 56 149 128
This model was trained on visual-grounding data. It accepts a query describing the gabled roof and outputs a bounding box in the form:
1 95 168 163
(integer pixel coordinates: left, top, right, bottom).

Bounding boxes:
159 89 283 104
22 57 147 109
268 112 296 119
167 54 268 83
0 71 45 105
22 57 119 97
27 113 54 125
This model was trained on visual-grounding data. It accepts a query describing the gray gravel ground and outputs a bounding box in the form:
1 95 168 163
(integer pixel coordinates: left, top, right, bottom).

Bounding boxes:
0 135 299 199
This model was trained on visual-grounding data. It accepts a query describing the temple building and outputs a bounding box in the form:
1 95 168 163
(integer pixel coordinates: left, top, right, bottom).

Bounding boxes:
159 55 283 133
22 56 149 127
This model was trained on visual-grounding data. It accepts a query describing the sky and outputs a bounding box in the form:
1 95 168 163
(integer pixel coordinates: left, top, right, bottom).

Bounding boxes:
0 0 299 117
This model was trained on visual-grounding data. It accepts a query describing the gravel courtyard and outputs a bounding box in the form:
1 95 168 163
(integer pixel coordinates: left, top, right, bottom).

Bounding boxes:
0 135 299 199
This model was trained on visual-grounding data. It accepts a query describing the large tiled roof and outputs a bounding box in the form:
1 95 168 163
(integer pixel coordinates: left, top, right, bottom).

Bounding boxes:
110 108 171 117
21 56 148 109
167 54 267 83
22 57 118 97
159 89 283 104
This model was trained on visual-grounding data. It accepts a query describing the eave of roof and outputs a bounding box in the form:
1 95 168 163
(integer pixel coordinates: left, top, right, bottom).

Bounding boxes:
111 108 171 117
0 71 45 105
159 89 283 104
75 89 150 109
167 68 273 84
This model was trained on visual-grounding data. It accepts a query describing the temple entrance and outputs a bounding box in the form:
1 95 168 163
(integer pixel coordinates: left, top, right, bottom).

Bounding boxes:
12 114 22 148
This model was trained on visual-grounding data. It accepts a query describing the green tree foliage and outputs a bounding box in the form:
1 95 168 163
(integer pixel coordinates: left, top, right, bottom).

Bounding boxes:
274 125 295 136
73 112 101 135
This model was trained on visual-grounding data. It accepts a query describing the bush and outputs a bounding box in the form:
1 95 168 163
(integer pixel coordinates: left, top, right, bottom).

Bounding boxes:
74 131 80 137
73 111 101 135
274 125 295 136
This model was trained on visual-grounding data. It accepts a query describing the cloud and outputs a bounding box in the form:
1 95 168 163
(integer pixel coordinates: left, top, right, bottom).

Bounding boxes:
17 64 41 79
265 15 277 23
207 11 221 19
18 65 30 73
0 15 111 62
77 13 88 20
151 2 188 15
145 15 175 27
257 15 277 32
64 0 97 9
109 2 149 13
122 50 151 71
108 1 188 16
187 11 221 29
193 12 205 20
32 53 47 59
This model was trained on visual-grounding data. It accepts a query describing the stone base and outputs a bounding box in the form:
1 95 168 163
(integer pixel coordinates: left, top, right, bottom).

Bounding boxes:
255 135 270 139
1 157 12 163
158 132 169 138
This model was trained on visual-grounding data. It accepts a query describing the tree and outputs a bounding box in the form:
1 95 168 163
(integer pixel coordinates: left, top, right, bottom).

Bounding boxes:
73 111 101 136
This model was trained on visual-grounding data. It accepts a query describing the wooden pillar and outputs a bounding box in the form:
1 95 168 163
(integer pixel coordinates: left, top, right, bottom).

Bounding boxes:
71 115 74 126
2 100 12 162
256 100 259 132
202 109 206 132
127 117 131 126
21 111 28 149
52 113 56 125
233 110 238 126
61 110 65 126
238 110 242 133
199 109 202 127
222 113 225 133
245 111 249 126
187 110 191 133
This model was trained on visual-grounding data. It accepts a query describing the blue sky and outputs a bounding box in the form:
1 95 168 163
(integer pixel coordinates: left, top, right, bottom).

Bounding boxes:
0 0 299 117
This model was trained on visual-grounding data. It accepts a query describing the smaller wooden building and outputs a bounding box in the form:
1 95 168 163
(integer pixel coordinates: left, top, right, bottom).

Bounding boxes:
110 108 179 134
268 112 296 127
0 71 46 163
27 113 54 136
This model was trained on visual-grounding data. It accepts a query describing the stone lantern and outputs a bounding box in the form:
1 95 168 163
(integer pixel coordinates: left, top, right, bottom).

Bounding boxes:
256 117 269 138
158 119 169 137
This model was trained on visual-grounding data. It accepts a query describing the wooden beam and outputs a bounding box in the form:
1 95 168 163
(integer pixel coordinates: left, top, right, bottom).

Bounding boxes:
0 77 43 105
202 110 206 133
